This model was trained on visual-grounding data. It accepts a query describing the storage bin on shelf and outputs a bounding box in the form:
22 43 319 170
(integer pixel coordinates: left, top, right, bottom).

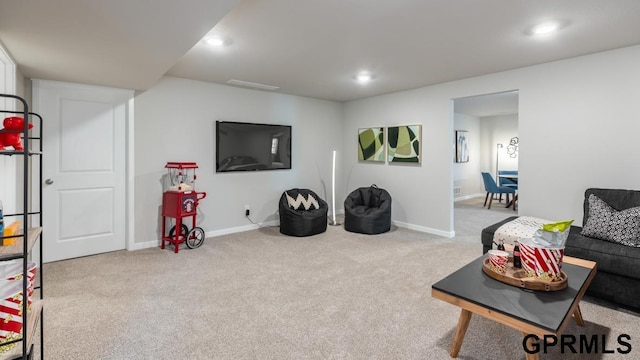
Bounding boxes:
0 260 37 354
0 280 26 353
0 260 36 305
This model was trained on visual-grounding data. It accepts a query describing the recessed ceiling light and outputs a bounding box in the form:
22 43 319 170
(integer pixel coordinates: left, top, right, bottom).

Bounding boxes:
204 36 226 46
355 72 374 83
531 21 559 36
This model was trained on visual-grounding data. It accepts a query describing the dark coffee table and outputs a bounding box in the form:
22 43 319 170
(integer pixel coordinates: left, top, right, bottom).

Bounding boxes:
431 255 596 360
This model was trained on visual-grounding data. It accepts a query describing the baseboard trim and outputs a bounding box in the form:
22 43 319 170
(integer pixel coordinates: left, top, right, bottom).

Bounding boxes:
128 218 451 251
128 240 160 251
205 220 278 238
454 193 485 202
392 220 455 238
128 221 280 251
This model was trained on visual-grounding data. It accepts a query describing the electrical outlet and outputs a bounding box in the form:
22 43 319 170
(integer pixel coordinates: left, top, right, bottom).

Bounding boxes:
245 205 250 217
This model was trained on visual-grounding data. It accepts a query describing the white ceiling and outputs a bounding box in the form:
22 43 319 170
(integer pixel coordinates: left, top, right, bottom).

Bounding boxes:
2 0 640 111
0 0 241 90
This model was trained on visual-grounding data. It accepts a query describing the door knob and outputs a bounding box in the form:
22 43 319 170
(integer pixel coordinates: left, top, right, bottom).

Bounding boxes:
45 179 54 185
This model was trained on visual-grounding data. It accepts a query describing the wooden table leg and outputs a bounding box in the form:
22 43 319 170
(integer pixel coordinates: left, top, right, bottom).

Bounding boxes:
522 332 540 360
573 304 585 326
450 309 472 357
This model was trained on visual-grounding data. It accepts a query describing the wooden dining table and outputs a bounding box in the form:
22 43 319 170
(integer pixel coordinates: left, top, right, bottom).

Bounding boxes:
498 173 518 182
498 173 518 210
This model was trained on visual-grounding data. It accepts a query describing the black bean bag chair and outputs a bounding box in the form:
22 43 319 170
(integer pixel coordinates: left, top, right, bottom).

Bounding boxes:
279 188 328 236
344 185 391 234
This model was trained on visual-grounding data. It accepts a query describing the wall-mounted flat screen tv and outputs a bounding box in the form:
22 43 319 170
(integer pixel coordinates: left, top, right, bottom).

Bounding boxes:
216 121 292 172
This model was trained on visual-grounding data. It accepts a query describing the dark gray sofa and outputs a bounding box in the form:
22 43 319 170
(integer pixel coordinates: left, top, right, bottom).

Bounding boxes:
563 188 640 311
481 188 640 312
481 215 518 254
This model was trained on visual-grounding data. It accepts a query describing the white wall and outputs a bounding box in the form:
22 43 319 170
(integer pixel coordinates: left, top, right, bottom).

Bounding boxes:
134 77 344 245
343 44 640 234
520 45 640 225
453 113 481 199
343 90 457 237
133 45 640 243
479 114 519 179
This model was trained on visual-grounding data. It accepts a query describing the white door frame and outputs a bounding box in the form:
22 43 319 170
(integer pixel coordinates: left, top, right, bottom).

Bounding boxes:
0 43 16 99
125 96 135 251
0 43 17 216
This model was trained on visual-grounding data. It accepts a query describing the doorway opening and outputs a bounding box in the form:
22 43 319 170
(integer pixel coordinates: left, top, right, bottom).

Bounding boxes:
452 90 519 237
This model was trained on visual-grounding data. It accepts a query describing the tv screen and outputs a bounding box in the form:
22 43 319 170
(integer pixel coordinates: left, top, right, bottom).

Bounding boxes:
216 121 291 172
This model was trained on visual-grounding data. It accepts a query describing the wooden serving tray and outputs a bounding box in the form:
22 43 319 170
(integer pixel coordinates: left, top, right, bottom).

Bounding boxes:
482 257 568 291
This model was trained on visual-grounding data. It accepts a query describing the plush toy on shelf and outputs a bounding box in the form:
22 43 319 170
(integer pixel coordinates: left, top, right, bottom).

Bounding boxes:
0 116 33 151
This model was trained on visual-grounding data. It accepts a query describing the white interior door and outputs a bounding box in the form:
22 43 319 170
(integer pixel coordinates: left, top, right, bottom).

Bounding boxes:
33 80 131 263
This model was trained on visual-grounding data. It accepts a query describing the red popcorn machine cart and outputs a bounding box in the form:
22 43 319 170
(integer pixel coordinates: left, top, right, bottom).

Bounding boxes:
161 162 207 253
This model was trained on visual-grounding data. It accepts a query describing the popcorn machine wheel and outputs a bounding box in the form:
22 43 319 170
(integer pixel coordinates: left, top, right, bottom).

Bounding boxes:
161 162 207 253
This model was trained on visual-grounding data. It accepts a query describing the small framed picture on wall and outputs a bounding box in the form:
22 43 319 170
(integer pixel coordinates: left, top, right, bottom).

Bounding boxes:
455 130 469 163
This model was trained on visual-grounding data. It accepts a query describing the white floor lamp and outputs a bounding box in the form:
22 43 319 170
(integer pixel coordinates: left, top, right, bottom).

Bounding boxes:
494 143 503 200
329 150 341 226
495 143 503 180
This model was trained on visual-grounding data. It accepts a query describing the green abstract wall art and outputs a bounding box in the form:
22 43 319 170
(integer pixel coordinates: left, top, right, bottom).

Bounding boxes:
358 127 385 162
387 125 421 164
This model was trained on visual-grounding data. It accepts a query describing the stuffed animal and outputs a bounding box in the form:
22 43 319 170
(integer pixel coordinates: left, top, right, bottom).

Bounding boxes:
0 117 33 151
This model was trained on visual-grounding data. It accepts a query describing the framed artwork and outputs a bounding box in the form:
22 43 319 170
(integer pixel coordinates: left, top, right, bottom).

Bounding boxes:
387 125 421 164
358 127 385 162
455 130 469 163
